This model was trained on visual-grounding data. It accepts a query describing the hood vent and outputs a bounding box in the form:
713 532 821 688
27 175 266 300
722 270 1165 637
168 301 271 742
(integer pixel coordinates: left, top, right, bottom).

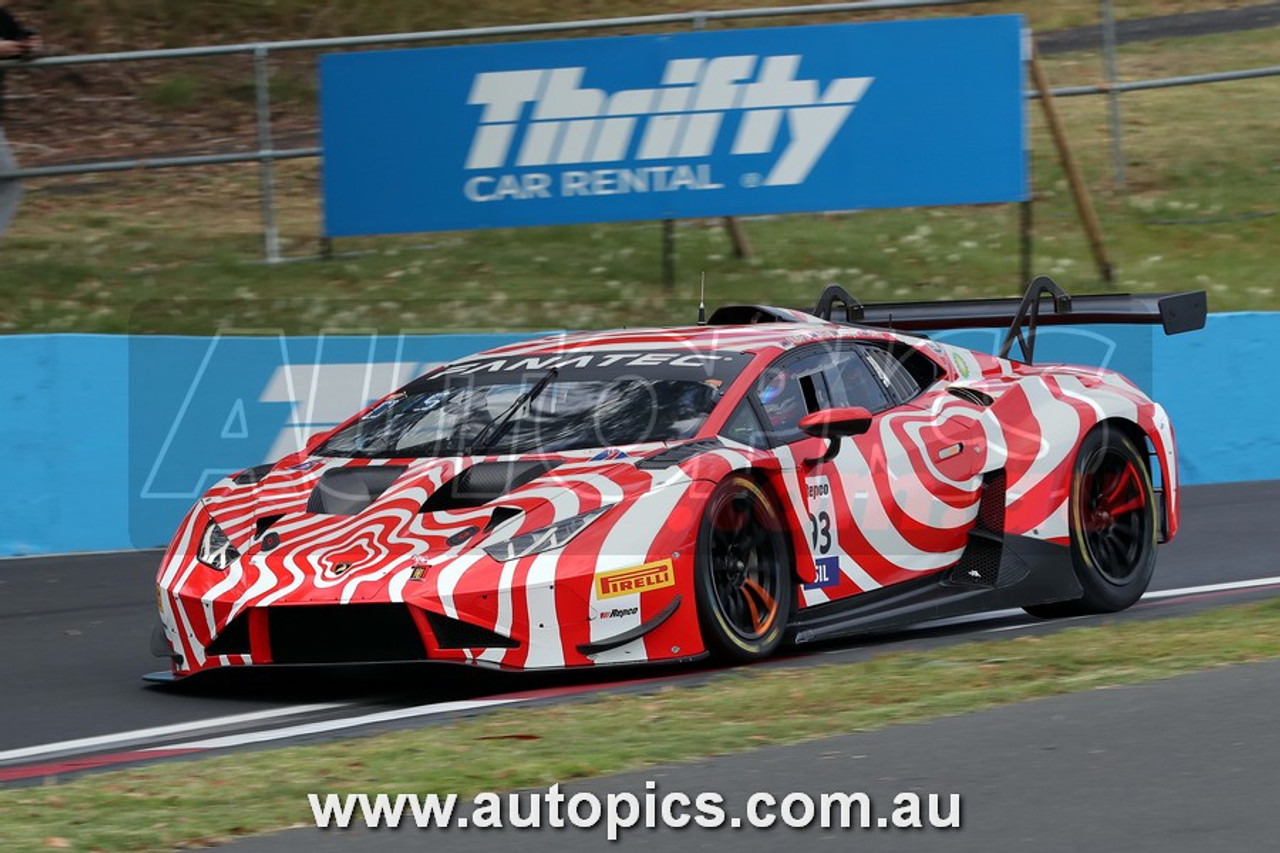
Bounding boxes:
422 460 559 513
233 463 274 486
254 514 286 538
484 505 523 533
306 465 407 516
637 438 724 470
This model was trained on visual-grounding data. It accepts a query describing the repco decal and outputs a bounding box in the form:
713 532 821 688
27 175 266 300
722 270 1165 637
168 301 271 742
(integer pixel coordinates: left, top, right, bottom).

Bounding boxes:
595 606 640 620
595 559 676 600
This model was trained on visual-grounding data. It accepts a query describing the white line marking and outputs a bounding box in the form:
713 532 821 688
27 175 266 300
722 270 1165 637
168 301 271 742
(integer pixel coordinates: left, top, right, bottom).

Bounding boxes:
1144 576 1280 600
0 548 161 563
984 615 1093 634
147 698 521 752
981 575 1280 634
0 703 348 764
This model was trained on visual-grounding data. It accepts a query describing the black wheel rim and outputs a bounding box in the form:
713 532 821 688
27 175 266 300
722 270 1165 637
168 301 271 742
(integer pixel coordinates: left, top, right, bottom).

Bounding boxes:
704 484 785 642
1079 447 1151 584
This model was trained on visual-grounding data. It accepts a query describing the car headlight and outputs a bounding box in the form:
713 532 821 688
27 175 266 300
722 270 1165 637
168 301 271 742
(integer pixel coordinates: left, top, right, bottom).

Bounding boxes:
483 506 611 562
198 520 241 571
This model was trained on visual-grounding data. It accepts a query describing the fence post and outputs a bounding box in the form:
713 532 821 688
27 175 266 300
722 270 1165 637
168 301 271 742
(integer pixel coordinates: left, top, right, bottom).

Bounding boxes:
1101 0 1126 190
662 219 677 289
1029 42 1114 285
253 45 282 264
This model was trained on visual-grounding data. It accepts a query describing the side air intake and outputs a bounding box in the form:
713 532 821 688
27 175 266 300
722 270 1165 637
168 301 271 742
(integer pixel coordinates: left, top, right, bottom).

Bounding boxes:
946 470 1007 588
425 611 519 650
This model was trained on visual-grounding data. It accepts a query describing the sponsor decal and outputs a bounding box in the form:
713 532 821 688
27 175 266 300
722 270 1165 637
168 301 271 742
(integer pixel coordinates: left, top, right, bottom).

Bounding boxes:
464 57 873 203
804 555 842 590
777 330 837 350
435 351 735 377
804 475 837 561
289 458 325 473
590 448 632 462
595 606 640 620
409 553 431 580
596 559 676 600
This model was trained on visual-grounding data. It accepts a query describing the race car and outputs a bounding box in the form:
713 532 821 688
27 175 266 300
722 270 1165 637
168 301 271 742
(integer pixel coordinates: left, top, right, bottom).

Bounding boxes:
150 277 1205 678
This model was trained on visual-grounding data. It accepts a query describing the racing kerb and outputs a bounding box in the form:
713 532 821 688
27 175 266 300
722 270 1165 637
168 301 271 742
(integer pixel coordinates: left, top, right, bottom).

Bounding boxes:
0 312 1273 556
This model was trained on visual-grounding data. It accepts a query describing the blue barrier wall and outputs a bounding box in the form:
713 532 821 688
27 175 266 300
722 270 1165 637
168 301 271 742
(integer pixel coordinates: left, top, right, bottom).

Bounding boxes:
0 315 1276 556
0 333 532 556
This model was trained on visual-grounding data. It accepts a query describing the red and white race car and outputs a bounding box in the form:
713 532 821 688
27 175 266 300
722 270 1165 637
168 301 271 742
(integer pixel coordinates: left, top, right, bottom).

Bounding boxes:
151 278 1205 678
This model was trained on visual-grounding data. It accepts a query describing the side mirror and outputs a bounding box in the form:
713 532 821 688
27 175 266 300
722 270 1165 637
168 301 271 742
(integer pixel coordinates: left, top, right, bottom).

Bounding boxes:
799 407 873 464
799 407 873 438
303 430 328 453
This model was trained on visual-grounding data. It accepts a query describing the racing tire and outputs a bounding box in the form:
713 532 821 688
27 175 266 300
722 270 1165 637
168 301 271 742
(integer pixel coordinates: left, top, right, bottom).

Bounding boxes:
694 474 794 662
1025 426 1158 618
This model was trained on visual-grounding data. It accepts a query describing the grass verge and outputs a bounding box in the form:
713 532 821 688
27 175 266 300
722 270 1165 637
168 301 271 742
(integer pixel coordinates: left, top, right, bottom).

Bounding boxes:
4 597 1280 851
3 27 1279 334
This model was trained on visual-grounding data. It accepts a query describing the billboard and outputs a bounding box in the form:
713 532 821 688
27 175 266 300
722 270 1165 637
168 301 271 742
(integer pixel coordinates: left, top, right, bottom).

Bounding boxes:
320 16 1027 237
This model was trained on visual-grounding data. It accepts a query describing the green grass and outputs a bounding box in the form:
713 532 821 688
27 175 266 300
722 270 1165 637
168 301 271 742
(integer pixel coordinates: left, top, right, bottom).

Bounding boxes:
5 597 1280 851
2 18 1278 334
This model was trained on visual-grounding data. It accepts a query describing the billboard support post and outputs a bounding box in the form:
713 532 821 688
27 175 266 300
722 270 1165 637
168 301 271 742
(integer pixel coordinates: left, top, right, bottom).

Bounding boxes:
1029 41 1113 286
252 45 282 265
723 216 752 259
662 219 677 290
1019 200 1034 290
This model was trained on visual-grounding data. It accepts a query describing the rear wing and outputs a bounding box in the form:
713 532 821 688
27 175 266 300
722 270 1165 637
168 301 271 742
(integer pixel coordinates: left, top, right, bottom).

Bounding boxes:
709 276 1207 364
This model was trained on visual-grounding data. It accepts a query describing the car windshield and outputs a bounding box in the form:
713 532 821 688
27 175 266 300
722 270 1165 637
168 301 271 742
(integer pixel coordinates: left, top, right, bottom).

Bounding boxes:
316 349 750 458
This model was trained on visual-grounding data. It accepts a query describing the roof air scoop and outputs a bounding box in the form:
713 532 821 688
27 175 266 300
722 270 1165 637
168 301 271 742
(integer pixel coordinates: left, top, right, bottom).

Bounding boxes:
707 305 807 325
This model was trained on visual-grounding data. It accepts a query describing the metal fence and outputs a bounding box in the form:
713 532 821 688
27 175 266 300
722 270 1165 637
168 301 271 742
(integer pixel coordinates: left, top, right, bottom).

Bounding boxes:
2 0 1278 262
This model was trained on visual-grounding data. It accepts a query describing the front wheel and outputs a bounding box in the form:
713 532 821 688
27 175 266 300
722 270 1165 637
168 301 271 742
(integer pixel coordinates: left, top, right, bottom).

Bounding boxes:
694 474 793 662
1025 426 1158 618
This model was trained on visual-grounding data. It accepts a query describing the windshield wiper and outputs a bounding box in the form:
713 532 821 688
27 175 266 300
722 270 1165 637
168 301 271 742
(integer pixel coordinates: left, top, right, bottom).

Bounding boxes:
469 368 559 455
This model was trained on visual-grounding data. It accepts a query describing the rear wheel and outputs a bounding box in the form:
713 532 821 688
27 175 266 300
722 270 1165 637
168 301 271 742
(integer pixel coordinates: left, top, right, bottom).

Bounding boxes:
1025 426 1158 618
694 474 793 662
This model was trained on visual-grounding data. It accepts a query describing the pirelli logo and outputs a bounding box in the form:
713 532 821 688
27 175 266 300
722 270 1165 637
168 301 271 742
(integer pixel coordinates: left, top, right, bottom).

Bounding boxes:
596 559 676 600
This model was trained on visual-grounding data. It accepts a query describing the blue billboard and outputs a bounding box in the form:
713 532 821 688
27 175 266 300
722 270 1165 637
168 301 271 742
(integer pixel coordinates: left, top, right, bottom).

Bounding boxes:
320 16 1028 237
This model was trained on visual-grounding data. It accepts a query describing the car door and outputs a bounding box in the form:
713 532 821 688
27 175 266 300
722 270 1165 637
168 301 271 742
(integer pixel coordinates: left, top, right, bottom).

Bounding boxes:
736 340 982 608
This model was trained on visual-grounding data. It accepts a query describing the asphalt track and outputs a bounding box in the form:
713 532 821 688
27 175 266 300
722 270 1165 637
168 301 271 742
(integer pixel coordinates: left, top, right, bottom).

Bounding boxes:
2 480 1278 786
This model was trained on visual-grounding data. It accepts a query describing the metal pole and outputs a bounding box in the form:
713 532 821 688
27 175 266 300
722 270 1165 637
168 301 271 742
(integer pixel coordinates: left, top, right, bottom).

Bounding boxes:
662 219 676 289
1101 0 1126 190
253 45 282 264
1019 201 1033 288
1029 42 1114 285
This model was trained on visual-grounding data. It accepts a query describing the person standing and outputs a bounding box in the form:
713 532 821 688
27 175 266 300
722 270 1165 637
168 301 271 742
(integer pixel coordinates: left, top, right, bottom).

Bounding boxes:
0 5 40 239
